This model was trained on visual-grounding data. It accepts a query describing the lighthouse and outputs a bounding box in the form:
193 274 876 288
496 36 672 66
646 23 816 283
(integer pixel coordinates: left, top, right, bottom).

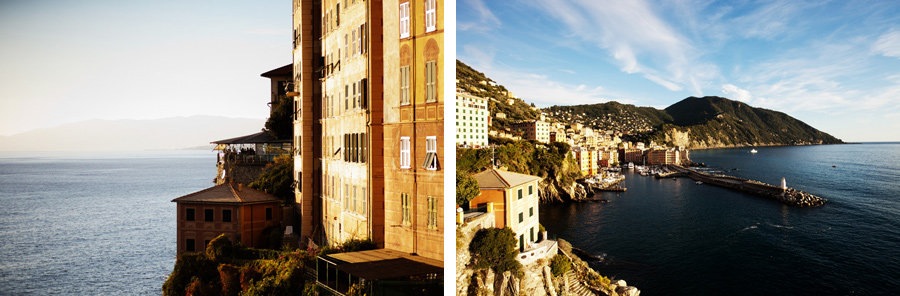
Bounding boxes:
781 177 787 191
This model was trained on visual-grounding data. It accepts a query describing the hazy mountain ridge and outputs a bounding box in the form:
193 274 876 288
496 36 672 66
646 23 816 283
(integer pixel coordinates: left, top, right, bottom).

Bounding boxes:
0 116 265 152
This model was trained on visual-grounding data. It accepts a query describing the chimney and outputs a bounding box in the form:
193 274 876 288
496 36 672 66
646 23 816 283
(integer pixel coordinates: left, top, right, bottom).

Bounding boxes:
237 183 244 192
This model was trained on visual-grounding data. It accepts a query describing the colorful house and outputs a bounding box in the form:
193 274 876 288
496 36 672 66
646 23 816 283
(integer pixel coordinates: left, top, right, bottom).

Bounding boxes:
172 183 283 256
468 169 542 252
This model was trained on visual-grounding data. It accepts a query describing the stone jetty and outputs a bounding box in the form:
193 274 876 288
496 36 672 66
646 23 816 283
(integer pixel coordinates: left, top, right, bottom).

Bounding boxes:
670 165 827 207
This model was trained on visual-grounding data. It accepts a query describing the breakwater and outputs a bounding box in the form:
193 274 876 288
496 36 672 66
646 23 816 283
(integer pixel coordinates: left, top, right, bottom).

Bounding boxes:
670 165 826 207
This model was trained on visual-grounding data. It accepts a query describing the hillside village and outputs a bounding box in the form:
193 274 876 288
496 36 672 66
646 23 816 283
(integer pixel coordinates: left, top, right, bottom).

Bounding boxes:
456 60 648 296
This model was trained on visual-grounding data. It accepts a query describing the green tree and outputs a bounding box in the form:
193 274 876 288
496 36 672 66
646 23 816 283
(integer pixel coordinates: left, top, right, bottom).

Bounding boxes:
468 228 522 277
456 170 480 208
549 254 571 277
249 154 294 204
264 95 293 140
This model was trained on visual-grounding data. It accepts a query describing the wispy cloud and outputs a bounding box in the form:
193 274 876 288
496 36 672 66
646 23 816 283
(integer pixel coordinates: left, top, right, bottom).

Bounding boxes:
524 0 717 95
458 0 501 32
872 29 900 58
721 84 752 102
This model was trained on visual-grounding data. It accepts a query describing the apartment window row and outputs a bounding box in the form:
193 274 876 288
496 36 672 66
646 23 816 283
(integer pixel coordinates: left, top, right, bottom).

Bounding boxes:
343 132 368 163
343 184 367 216
342 23 368 59
399 0 438 38
397 60 438 106
343 78 368 110
185 208 232 223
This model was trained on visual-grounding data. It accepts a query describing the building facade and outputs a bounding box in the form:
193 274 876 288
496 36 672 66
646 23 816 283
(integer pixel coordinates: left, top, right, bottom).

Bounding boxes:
382 0 444 262
469 169 542 252
512 120 551 143
455 92 488 148
172 184 283 256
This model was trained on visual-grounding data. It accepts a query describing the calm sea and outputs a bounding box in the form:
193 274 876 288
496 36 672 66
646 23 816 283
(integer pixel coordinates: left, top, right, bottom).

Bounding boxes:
0 150 215 295
541 143 900 295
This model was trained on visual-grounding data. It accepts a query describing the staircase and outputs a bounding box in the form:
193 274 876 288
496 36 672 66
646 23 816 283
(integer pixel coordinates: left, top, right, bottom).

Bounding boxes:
564 270 598 296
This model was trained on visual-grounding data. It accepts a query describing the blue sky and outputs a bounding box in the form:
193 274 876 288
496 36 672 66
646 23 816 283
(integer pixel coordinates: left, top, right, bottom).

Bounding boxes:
458 0 900 142
0 0 290 136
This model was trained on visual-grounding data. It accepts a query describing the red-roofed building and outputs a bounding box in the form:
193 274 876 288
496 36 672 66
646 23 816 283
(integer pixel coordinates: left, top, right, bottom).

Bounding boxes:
468 169 542 252
171 183 283 255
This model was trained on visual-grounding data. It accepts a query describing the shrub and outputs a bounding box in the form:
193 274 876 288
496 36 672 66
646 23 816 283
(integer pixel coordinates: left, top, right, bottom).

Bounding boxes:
163 254 220 296
468 228 523 278
206 234 235 263
549 254 571 277
217 264 241 296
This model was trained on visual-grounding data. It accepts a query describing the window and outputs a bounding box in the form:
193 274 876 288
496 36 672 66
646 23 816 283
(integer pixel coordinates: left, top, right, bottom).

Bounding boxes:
265 208 273 221
186 239 195 252
425 61 438 103
518 212 524 223
204 209 214 222
518 188 523 200
222 209 232 222
529 207 534 217
425 0 436 32
399 66 410 105
427 196 437 229
529 185 533 195
423 136 438 170
401 193 411 225
186 208 195 221
399 2 410 38
400 136 411 169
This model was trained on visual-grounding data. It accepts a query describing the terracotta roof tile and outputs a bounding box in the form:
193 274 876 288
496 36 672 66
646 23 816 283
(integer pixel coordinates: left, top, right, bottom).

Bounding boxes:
472 169 541 189
171 183 281 205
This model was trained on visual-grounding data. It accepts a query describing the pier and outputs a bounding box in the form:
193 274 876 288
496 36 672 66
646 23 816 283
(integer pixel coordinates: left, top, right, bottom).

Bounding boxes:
669 165 826 207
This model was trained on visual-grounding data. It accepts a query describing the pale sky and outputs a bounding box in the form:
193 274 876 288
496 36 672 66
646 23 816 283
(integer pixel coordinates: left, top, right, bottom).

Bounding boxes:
458 0 900 142
0 0 291 136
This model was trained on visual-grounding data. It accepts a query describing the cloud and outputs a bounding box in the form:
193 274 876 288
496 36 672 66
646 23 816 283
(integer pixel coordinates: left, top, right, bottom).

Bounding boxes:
722 84 752 102
458 0 501 32
523 0 717 94
872 29 900 58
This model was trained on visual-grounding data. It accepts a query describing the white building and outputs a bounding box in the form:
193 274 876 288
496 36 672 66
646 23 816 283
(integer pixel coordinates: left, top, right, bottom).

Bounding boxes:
456 92 489 147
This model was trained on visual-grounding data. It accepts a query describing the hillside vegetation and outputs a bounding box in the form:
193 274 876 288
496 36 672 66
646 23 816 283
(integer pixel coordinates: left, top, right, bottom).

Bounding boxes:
458 60 841 149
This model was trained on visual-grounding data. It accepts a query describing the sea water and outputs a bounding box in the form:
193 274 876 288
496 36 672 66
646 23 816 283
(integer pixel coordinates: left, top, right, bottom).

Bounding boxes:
0 150 215 295
540 143 900 295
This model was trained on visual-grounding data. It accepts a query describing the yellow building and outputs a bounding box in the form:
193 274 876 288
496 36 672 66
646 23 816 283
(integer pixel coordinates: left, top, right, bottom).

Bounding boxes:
468 169 542 252
382 0 445 262
292 0 443 294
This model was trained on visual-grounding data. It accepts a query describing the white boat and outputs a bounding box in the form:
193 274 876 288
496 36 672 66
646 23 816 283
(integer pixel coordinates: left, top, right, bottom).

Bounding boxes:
750 149 758 154
627 162 634 169
695 181 703 185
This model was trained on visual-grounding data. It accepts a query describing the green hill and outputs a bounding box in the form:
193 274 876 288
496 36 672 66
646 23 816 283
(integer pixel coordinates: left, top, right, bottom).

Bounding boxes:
659 96 843 148
457 61 842 149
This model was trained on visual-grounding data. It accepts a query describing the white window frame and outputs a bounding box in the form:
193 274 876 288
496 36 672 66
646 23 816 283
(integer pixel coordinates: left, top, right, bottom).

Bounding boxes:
400 136 411 169
399 2 410 38
423 136 438 170
425 0 436 32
